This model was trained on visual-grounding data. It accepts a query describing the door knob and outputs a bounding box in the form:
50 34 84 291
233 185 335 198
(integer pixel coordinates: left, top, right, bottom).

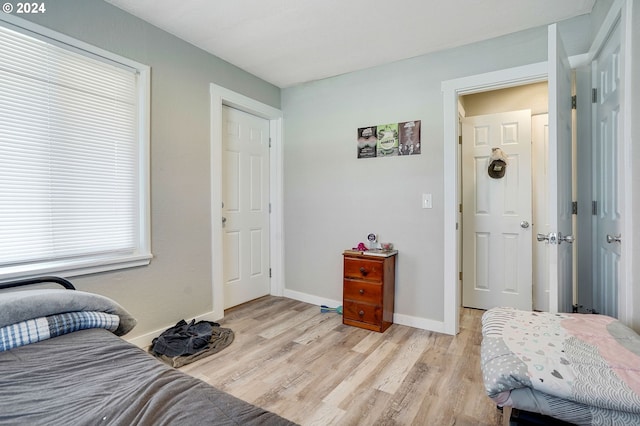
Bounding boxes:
520 221 530 229
537 232 557 243
558 233 574 244
537 232 573 244
606 234 621 244
222 217 227 227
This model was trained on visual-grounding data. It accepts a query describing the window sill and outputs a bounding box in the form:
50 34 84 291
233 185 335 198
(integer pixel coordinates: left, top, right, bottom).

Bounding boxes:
0 253 153 283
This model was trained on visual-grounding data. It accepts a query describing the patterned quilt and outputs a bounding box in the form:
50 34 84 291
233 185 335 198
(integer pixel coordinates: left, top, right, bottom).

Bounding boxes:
481 307 640 425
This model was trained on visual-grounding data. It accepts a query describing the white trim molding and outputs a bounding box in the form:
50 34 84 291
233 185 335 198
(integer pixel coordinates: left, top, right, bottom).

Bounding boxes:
209 85 284 320
283 289 341 310
619 0 634 328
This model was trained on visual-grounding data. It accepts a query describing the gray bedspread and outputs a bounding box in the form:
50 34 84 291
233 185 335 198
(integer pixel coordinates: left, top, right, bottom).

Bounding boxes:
0 288 295 425
0 328 296 425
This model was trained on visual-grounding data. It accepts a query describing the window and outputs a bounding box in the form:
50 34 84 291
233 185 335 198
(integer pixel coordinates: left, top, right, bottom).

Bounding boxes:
0 16 151 280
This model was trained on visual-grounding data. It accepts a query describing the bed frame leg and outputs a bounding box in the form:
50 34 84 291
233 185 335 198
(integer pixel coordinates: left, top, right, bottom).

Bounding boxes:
502 405 512 426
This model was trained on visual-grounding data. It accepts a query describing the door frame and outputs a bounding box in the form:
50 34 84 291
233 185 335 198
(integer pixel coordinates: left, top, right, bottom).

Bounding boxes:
442 62 548 334
210 84 284 320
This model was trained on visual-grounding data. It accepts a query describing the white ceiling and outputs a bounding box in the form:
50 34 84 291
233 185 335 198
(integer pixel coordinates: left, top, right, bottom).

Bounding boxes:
105 0 595 88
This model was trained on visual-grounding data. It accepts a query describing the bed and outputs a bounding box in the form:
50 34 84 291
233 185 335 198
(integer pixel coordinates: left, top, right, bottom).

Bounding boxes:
480 307 640 425
0 276 296 425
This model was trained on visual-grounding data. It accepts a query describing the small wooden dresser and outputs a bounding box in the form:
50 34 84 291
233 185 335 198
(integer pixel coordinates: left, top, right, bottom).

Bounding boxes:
342 249 397 332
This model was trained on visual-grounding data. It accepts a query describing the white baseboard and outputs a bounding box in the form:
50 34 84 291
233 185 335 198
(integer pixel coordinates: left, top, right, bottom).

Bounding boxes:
392 312 446 334
283 289 447 334
282 288 342 309
125 310 220 349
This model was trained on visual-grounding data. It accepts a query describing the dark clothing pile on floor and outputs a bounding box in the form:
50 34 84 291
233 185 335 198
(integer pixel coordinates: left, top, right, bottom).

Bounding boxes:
150 319 234 368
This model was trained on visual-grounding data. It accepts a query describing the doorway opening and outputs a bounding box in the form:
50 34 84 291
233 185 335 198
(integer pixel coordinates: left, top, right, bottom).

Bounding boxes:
459 82 549 313
441 61 549 335
210 84 284 321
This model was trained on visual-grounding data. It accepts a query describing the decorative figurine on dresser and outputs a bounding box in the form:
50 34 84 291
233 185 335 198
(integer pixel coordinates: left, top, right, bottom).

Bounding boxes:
343 235 397 332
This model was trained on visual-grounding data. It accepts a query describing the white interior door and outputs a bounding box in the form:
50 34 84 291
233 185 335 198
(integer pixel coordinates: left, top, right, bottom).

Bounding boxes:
222 106 270 308
592 20 621 317
532 114 550 312
462 110 532 310
546 24 574 313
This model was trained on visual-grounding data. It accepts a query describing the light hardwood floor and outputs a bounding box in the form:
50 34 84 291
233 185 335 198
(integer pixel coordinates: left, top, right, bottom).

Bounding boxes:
180 296 504 426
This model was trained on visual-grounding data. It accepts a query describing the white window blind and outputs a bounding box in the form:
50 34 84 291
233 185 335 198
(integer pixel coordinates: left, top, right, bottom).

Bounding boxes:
0 20 151 279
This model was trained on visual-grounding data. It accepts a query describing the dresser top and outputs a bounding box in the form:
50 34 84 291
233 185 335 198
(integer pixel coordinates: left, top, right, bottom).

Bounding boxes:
343 249 398 258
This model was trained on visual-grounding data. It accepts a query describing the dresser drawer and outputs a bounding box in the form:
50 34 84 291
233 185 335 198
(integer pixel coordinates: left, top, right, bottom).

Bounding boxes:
343 280 382 305
343 300 382 325
343 257 383 281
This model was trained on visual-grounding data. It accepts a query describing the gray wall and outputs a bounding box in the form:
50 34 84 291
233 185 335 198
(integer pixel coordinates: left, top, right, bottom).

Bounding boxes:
281 18 590 324
12 0 280 340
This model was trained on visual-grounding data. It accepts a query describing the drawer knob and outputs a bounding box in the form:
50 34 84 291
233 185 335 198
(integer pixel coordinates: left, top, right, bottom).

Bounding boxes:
359 289 364 295
358 310 365 317
359 267 369 276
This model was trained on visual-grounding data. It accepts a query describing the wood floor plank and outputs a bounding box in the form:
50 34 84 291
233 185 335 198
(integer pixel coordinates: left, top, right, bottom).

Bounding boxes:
258 305 321 339
322 339 397 407
293 313 343 345
372 328 433 395
302 401 346 426
351 329 385 353
179 296 504 426
373 361 438 425
338 388 393 425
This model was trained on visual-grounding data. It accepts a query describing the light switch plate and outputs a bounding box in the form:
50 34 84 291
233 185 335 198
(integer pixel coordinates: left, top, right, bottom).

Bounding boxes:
422 193 432 209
